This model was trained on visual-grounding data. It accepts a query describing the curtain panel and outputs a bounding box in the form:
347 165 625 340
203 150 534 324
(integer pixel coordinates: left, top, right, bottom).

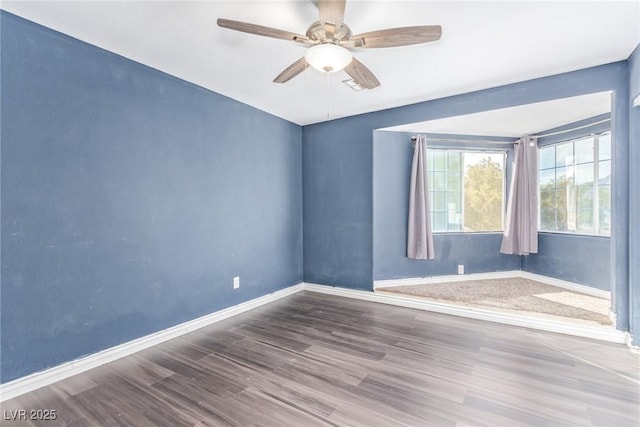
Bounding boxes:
501 136 539 255
407 135 435 260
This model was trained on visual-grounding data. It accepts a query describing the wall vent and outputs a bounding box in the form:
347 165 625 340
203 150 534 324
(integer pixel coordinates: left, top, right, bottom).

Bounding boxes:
342 79 364 92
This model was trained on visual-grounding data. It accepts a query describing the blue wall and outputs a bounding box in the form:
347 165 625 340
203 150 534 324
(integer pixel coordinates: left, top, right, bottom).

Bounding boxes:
0 12 303 383
522 234 610 291
372 130 520 280
628 44 640 340
303 61 630 329
302 116 373 289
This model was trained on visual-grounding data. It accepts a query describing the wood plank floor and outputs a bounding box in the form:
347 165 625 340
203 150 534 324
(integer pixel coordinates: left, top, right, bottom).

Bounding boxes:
2 291 639 426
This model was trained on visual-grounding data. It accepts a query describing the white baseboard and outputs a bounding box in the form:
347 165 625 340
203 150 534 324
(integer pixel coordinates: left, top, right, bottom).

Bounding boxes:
626 333 636 350
302 282 626 344
374 270 610 299
0 283 304 402
519 271 610 299
374 270 520 289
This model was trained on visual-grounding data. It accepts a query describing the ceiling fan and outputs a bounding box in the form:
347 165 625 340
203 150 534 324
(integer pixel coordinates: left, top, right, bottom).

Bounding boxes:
217 0 442 89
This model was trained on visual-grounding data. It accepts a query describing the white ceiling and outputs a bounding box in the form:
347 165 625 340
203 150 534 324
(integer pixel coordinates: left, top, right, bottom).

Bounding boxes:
2 1 639 126
384 91 612 137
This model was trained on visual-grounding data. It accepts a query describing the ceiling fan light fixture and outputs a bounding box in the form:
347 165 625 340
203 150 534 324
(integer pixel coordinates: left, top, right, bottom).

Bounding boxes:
305 44 353 73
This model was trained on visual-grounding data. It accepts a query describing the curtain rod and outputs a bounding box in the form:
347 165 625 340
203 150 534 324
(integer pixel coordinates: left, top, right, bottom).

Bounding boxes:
531 118 610 139
410 118 611 145
411 135 514 145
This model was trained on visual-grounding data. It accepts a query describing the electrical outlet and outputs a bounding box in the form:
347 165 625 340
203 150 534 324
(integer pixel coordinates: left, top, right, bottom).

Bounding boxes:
457 265 464 275
233 276 240 289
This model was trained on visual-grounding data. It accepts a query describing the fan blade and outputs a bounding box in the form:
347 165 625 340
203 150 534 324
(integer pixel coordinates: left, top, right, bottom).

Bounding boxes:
344 57 380 89
318 0 346 26
273 57 308 83
217 18 309 44
346 25 442 48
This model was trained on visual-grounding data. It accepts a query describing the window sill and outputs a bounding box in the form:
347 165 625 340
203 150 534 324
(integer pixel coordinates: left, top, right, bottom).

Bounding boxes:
432 231 504 236
538 231 610 238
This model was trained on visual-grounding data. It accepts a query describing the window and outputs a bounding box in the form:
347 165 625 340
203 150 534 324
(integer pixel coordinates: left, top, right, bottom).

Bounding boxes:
539 132 611 235
427 150 506 232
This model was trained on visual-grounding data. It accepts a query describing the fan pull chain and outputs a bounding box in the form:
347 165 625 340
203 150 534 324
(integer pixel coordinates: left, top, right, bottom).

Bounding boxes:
304 61 309 93
326 72 331 121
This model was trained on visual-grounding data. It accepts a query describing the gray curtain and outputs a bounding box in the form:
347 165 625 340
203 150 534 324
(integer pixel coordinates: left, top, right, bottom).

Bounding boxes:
501 136 538 255
407 135 435 259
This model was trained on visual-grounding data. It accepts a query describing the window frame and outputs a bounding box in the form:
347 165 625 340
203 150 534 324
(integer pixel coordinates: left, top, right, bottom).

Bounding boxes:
427 148 508 234
537 131 611 237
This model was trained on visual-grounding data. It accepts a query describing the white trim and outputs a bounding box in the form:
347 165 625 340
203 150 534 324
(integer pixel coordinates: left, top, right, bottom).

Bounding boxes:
302 282 626 344
519 271 610 299
374 270 520 289
0 284 304 402
374 270 610 299
625 332 637 350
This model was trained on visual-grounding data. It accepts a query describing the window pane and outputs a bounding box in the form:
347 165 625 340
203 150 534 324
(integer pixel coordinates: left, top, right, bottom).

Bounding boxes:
433 191 446 210
489 152 505 165
433 211 446 232
577 185 594 209
556 142 574 167
447 220 462 232
432 172 445 190
539 169 555 188
576 185 594 232
447 171 461 190
556 166 573 187
447 188 463 230
463 153 504 232
598 160 611 185
556 209 568 231
599 185 611 234
433 151 446 171
566 184 577 232
447 152 461 172
576 209 594 233
540 207 556 231
447 191 461 212
575 137 594 164
540 189 555 210
575 163 594 185
540 146 555 170
555 187 568 231
598 133 611 161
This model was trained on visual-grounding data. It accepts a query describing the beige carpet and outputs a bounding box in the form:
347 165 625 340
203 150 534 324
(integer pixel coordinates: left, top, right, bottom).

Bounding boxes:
377 277 612 326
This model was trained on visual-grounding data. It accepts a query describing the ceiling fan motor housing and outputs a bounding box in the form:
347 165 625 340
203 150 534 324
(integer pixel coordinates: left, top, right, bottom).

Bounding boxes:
306 21 352 44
